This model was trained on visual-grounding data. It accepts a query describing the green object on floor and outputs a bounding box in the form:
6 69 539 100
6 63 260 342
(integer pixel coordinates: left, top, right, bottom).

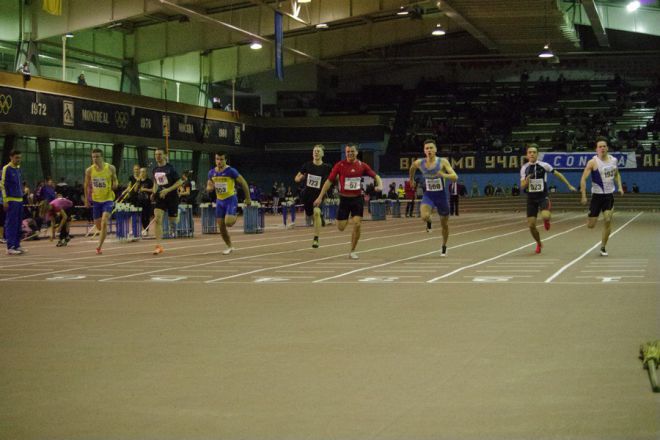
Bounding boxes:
640 340 660 392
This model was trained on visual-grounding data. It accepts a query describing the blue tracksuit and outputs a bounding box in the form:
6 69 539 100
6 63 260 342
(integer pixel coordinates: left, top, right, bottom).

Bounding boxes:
1 163 24 250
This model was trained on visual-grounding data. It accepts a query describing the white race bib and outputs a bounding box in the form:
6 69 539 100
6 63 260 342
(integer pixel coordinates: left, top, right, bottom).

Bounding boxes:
154 172 168 186
425 178 444 192
306 174 322 189
528 178 544 193
214 181 228 194
602 166 616 179
92 177 107 189
344 177 361 191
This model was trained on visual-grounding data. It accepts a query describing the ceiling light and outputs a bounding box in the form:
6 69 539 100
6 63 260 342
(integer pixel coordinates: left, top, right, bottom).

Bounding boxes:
431 24 445 36
315 23 328 29
626 1 640 12
250 42 262 50
396 7 409 16
538 44 554 58
298 0 311 3
65 33 74 38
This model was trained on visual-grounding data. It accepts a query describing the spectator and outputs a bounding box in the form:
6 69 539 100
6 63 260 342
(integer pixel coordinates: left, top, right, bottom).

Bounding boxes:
77 73 87 86
632 183 639 193
18 62 30 82
484 182 494 197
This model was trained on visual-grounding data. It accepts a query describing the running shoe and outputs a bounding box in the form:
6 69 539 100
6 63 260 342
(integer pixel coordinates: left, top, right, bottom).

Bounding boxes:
6 248 22 255
426 221 432 233
600 247 608 257
312 238 319 249
349 252 359 260
96 247 103 255
0 239 5 244
543 218 551 231
16 246 27 253
535 242 542 254
56 239 65 247
152 245 163 255
440 245 447 257
223 247 234 255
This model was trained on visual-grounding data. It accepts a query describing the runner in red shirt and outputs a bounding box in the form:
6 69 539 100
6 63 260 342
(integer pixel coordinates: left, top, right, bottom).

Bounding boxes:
314 144 382 259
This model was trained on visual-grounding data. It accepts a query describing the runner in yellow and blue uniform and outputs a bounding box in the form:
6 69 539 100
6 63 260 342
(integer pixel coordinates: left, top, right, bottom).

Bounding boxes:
84 148 118 255
206 152 251 255
1 150 25 255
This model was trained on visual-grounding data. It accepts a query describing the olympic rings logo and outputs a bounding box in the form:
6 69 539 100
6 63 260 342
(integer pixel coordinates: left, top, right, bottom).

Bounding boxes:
0 94 12 115
115 111 129 128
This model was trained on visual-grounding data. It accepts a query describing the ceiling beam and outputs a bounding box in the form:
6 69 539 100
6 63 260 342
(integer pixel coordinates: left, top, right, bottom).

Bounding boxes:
157 0 334 69
582 0 610 47
437 0 499 52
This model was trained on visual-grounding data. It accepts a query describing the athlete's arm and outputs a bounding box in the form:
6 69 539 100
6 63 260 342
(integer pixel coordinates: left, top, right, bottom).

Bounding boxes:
552 170 576 192
161 179 184 198
313 179 333 207
579 159 595 205
206 179 214 192
440 158 458 182
110 165 119 191
236 175 251 204
408 160 420 187
83 167 91 207
373 175 383 192
615 169 624 196
294 172 305 183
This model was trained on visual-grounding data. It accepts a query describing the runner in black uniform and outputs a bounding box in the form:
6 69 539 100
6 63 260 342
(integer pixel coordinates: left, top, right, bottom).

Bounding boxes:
152 148 185 255
294 144 332 248
520 144 576 254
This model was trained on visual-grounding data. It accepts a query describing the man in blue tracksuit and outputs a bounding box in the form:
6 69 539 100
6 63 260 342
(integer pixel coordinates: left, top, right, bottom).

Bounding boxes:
1 150 25 255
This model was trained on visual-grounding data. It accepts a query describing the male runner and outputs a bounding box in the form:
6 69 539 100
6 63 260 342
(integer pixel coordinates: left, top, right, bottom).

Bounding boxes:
1 150 25 255
295 144 332 248
206 152 251 255
409 140 458 257
314 143 382 259
152 148 185 255
579 136 624 256
84 148 118 254
520 143 576 254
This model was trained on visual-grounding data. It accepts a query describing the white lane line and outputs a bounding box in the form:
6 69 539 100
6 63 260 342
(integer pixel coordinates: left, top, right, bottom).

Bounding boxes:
476 269 540 272
579 269 645 272
373 269 441 273
544 212 643 283
4 215 515 281
575 275 645 278
463 275 533 278
427 221 586 283
274 270 336 273
315 214 585 284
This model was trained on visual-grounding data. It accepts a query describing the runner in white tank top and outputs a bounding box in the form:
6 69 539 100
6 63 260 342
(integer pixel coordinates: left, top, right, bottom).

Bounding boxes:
580 137 624 256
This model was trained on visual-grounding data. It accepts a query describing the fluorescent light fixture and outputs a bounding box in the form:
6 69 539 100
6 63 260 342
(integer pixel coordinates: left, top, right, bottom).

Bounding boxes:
538 44 554 58
250 42 263 50
298 0 311 3
397 7 409 16
432 24 445 36
65 33 74 38
626 1 640 12
316 23 328 29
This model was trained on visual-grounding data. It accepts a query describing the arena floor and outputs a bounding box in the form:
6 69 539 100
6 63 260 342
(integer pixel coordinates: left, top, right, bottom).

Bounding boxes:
1 211 658 439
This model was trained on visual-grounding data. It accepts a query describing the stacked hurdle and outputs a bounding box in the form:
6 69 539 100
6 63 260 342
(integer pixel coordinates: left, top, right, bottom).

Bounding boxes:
162 204 194 239
242 202 265 234
389 199 402 218
115 203 142 242
369 200 387 221
200 203 217 234
322 198 339 225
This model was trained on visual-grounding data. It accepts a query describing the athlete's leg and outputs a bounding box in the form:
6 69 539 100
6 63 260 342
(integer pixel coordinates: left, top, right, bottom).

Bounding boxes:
420 203 433 223
154 208 165 242
313 207 322 237
337 220 348 231
601 209 613 247
98 210 110 250
440 215 449 246
527 216 541 244
586 216 598 228
218 218 232 248
350 216 362 252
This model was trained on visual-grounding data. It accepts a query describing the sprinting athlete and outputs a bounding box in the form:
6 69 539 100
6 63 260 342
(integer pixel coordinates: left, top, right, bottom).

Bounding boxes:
520 143 576 254
152 148 185 255
314 143 382 259
409 139 458 257
206 152 251 255
295 144 332 248
84 148 118 254
580 137 624 256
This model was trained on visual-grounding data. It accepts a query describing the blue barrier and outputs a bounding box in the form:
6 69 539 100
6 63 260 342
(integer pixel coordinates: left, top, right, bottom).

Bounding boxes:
388 200 401 218
370 200 386 220
244 205 265 234
115 204 142 242
162 204 194 238
200 203 217 234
